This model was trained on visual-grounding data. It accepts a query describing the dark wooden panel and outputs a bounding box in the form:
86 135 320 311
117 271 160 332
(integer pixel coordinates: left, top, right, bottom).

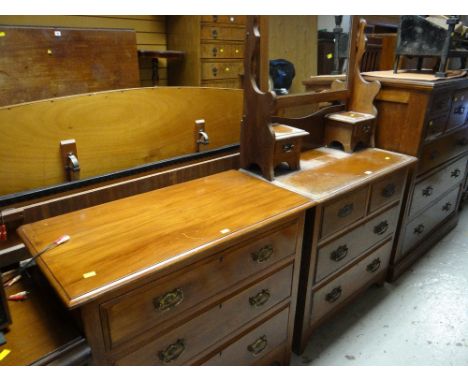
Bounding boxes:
0 25 139 106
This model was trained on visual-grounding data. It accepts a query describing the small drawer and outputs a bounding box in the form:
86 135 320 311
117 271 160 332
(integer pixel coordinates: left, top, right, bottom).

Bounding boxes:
201 43 244 59
102 221 300 349
201 61 243 80
201 16 247 25
401 186 460 257
419 128 468 175
316 205 398 282
273 137 302 171
369 170 406 213
200 25 246 41
429 91 451 117
202 308 290 366
447 89 468 132
320 187 368 239
424 114 447 141
311 240 392 326
410 156 467 217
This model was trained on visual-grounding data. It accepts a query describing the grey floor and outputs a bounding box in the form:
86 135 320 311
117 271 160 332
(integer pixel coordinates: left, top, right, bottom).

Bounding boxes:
291 205 468 366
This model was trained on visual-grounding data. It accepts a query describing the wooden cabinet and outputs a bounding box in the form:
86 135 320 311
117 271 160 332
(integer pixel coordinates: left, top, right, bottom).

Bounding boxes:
366 75 468 279
167 16 245 88
17 171 313 365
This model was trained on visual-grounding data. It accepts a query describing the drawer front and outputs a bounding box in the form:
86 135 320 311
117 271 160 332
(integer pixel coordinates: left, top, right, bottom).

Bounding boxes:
424 114 447 141
200 25 245 41
201 43 244 59
202 307 289 366
447 89 468 132
419 128 468 175
320 186 368 239
102 221 300 348
410 156 467 217
201 16 247 25
401 186 460 256
369 169 406 213
311 240 392 325
201 61 243 80
316 205 399 282
429 91 451 117
115 266 293 365
201 79 241 89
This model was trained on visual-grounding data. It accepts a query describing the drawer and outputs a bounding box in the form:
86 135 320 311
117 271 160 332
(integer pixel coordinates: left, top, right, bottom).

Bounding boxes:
114 265 293 365
201 79 241 89
202 307 289 366
201 61 243 80
419 128 468 175
424 114 447 141
316 205 399 283
201 16 247 25
401 186 460 256
410 156 467 217
429 91 451 117
200 25 246 41
320 186 368 239
102 221 300 349
447 89 468 132
369 169 406 213
201 43 244 59
311 240 392 326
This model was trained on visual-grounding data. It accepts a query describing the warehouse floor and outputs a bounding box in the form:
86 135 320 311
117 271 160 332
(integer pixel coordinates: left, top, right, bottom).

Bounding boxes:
291 205 468 366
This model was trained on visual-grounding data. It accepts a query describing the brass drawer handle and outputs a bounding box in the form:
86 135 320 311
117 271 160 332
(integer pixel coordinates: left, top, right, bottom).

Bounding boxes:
414 224 425 235
454 106 465 115
382 183 396 198
251 244 273 263
451 169 461 178
212 67 218 77
158 339 185 364
154 288 184 312
337 203 354 218
366 258 381 273
249 289 271 307
330 244 349 262
442 202 452 212
422 186 433 197
282 143 295 153
362 125 371 134
325 286 342 303
211 28 218 39
247 335 268 356
212 47 218 57
374 220 389 235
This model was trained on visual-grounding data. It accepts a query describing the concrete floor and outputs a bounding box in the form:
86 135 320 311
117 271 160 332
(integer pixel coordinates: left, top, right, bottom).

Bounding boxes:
291 206 468 366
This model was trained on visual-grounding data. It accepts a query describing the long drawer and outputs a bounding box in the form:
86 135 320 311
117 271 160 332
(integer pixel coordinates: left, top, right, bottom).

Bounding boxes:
101 220 299 349
311 240 393 326
201 61 243 80
410 156 466 217
114 265 293 365
202 307 290 366
315 205 399 282
401 186 460 256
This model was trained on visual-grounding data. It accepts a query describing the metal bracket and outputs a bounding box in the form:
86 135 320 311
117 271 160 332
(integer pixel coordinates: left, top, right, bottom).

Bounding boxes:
194 119 210 152
60 139 80 181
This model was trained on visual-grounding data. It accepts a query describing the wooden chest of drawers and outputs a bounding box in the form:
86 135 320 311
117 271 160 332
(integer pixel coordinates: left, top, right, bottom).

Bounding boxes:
168 16 245 88
365 74 468 280
17 171 313 365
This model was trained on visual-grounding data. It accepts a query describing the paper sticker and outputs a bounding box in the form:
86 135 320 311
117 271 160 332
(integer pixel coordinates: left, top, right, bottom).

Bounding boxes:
326 53 333 59
54 30 62 37
0 32 5 38
0 349 11 361
47 49 52 55
83 271 96 279
220 228 231 234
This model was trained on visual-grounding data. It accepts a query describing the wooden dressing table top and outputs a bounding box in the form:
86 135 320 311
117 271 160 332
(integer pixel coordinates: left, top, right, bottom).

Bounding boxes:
271 148 417 202
17 170 313 309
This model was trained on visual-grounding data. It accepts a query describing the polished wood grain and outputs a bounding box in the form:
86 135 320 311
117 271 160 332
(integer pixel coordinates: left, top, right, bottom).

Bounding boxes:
0 87 243 195
17 170 313 308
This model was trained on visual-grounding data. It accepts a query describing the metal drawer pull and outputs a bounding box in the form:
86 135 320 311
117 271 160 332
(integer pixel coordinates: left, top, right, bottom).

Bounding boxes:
249 289 271 307
282 143 295 152
212 47 218 57
325 286 342 303
454 106 465 115
374 220 389 235
158 339 185 364
338 203 354 218
362 125 371 134
330 244 349 262
451 169 461 178
211 29 218 39
442 202 452 212
414 224 425 235
366 258 381 273
382 183 396 198
154 288 184 312
247 335 268 356
251 245 273 263
212 67 218 77
422 186 433 197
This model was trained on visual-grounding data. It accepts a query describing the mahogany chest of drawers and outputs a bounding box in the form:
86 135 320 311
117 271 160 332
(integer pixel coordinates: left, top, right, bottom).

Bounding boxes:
17 170 313 365
365 74 468 280
168 16 245 88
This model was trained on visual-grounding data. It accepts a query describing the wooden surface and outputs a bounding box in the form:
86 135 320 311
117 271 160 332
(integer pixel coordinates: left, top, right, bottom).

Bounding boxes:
17 170 313 308
0 87 243 196
362 69 467 82
0 25 140 106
